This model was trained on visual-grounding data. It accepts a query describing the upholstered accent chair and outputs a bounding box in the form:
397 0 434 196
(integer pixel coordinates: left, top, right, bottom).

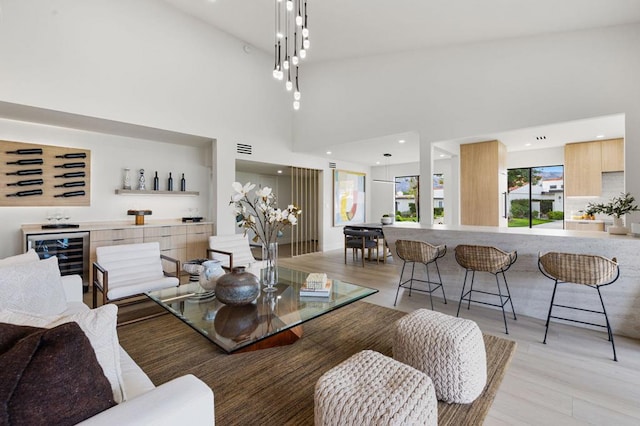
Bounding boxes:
92 242 180 312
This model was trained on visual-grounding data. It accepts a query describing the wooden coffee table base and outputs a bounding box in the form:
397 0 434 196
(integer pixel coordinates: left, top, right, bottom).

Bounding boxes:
234 325 303 354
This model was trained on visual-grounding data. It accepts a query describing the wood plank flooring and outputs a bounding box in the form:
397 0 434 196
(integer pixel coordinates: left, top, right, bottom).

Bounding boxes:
278 248 640 425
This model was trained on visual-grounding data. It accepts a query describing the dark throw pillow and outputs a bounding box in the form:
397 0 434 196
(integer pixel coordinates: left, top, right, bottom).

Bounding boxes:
0 321 116 425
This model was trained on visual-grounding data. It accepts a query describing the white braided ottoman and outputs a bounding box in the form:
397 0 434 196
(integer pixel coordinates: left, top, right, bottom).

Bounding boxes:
314 350 437 426
394 309 487 404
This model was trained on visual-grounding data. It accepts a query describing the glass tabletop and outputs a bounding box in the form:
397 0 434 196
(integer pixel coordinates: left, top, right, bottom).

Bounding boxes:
145 266 377 353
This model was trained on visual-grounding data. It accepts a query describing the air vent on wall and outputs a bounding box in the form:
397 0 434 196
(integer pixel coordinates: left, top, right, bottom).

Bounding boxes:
236 143 252 155
329 162 336 169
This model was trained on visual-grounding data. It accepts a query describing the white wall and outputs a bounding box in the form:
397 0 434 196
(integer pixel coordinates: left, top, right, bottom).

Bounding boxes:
0 0 294 250
507 146 564 169
296 24 640 225
0 118 211 258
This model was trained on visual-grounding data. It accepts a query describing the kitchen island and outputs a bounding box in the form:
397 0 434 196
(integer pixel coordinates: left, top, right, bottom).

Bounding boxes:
383 223 640 339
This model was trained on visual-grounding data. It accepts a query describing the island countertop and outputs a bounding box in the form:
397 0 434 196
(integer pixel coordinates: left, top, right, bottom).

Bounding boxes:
382 223 640 339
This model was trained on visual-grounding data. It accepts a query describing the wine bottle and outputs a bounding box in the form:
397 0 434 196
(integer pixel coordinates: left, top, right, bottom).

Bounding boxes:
153 171 159 191
6 158 43 165
6 169 43 176
7 179 44 186
54 171 85 178
54 181 85 188
180 173 186 191
167 172 173 191
6 189 43 197
54 162 85 168
55 153 86 159
54 190 85 198
6 148 43 155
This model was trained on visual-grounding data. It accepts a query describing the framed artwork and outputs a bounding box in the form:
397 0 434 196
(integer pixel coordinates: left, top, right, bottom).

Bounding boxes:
333 170 366 226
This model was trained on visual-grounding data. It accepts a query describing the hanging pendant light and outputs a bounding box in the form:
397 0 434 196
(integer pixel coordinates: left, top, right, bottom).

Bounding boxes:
274 0 309 110
373 154 395 184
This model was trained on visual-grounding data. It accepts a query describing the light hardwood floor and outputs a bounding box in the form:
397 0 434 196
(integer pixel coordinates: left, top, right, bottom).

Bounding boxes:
279 248 640 426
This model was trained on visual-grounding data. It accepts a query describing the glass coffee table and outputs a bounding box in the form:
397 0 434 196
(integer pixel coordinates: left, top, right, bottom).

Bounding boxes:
146 267 377 353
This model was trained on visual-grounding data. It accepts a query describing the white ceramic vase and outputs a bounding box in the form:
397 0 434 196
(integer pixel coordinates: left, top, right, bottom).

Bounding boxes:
608 216 628 235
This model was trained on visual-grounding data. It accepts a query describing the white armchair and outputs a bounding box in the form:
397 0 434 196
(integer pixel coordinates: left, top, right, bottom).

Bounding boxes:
207 234 260 270
93 242 180 309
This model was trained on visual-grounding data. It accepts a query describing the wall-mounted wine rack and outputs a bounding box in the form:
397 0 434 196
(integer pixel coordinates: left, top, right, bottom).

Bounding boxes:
1 140 91 207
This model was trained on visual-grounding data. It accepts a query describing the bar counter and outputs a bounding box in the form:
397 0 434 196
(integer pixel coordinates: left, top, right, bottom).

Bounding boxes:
382 223 640 339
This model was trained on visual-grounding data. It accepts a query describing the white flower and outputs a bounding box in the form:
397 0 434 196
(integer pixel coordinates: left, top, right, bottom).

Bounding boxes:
229 182 301 247
256 187 272 198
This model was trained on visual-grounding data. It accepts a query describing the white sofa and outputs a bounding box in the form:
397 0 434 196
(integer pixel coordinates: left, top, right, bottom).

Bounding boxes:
0 251 215 425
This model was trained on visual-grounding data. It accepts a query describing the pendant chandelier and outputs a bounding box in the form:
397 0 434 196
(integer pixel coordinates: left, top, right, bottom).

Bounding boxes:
273 0 310 111
373 153 395 184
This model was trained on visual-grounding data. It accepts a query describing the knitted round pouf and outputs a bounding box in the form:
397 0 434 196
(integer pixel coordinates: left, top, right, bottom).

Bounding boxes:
314 350 437 426
394 309 487 404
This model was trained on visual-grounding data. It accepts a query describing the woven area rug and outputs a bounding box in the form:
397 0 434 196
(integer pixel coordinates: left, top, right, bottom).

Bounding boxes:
118 301 516 425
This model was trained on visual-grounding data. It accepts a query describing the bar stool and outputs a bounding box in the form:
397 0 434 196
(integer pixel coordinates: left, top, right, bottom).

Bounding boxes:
454 245 517 334
394 240 447 310
538 252 619 361
343 227 379 267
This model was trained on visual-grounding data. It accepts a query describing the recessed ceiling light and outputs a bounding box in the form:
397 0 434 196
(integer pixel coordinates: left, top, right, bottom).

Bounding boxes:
525 143 532 147
398 139 405 144
277 170 283 174
439 154 445 157
376 161 380 165
326 151 332 155
596 134 605 138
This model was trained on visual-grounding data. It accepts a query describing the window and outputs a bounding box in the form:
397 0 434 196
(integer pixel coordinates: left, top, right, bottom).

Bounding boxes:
433 174 444 224
394 176 419 222
507 165 564 228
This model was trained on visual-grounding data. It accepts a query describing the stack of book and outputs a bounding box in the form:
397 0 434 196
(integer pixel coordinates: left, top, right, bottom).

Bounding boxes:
300 273 332 297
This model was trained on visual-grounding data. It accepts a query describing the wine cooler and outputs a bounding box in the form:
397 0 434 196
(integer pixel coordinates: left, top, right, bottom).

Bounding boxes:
26 231 90 291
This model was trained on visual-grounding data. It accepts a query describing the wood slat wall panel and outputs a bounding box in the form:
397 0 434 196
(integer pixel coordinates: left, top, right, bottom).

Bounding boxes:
291 166 320 256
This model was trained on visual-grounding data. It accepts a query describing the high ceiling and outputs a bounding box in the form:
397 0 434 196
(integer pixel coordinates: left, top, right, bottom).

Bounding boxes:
162 0 640 63
162 0 638 167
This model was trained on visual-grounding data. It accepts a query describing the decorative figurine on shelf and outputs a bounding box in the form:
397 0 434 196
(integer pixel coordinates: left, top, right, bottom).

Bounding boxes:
180 173 186 192
138 169 146 190
153 171 159 191
123 168 132 190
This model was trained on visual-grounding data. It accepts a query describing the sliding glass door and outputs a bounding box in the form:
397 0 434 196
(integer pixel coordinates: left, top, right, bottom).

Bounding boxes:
507 166 564 228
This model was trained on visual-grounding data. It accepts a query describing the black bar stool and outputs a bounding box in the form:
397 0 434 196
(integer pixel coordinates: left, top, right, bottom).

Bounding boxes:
393 239 447 310
454 244 517 334
538 251 620 361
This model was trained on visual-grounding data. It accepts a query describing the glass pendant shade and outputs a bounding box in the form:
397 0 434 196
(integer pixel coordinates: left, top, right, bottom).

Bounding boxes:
274 0 309 110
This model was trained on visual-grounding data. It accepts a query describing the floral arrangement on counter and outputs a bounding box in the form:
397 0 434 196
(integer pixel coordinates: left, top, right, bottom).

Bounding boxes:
583 192 639 219
230 182 302 246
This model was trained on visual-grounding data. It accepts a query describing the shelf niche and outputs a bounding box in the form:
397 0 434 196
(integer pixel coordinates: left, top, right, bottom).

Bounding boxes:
115 189 199 196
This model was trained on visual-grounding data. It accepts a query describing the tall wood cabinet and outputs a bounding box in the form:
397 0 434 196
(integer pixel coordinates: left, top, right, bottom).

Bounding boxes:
460 140 507 227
